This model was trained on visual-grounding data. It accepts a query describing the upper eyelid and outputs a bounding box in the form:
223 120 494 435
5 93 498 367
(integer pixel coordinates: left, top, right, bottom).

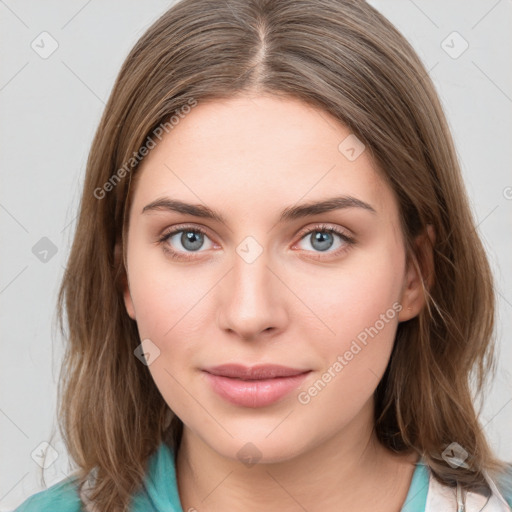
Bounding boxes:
161 223 212 240
296 223 352 237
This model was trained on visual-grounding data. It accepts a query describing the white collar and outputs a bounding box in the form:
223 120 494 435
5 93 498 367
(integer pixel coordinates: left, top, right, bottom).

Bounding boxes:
425 468 511 512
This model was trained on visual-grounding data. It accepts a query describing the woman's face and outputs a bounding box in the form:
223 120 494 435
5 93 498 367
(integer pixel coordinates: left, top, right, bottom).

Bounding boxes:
123 94 423 463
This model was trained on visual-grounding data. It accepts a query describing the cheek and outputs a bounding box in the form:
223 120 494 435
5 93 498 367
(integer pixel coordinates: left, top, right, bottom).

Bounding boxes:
127 237 209 340
298 237 405 344
296 238 405 401
127 253 207 417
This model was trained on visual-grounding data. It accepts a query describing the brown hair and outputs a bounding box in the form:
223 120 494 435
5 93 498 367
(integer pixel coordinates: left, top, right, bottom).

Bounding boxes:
52 0 508 510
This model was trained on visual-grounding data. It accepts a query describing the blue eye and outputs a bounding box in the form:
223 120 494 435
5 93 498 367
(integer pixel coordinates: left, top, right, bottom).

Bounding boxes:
158 226 214 261
294 224 355 257
158 223 355 261
169 230 207 251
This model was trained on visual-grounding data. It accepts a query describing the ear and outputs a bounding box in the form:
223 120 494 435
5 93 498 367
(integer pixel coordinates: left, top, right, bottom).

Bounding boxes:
115 241 136 320
398 224 435 322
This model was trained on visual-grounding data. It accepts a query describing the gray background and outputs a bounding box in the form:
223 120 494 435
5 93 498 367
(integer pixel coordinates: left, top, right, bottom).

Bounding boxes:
1 0 511 509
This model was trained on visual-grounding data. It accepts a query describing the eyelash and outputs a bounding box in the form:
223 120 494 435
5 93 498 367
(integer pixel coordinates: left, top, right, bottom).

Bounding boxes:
157 223 356 262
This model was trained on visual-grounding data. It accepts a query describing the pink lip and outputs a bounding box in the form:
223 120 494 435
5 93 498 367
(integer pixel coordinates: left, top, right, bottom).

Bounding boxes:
202 364 311 408
203 363 309 379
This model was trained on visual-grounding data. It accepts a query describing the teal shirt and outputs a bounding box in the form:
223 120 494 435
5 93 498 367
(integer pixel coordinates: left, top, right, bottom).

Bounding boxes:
13 443 511 511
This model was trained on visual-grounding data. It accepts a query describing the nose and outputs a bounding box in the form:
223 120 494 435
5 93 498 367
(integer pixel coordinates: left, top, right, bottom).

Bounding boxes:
217 243 288 341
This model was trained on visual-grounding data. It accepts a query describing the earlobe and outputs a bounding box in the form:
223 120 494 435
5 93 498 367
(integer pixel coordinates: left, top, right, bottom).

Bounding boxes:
115 241 136 320
124 287 136 320
398 224 435 322
397 257 424 322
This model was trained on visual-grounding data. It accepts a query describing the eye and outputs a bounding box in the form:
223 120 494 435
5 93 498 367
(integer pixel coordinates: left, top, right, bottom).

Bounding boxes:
158 223 355 262
293 223 355 258
158 225 216 261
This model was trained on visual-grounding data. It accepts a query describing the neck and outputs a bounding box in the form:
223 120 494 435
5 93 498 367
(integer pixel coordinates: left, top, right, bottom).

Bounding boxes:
175 401 419 512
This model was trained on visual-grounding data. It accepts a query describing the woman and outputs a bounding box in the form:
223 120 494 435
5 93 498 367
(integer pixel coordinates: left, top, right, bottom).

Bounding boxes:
15 0 512 510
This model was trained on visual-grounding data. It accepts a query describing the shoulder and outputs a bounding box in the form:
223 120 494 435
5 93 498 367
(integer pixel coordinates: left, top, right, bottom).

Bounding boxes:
13 443 179 512
13 476 83 512
494 463 512 508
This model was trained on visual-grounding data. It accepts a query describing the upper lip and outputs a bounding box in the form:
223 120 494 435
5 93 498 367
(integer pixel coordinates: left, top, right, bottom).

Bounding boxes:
203 364 311 380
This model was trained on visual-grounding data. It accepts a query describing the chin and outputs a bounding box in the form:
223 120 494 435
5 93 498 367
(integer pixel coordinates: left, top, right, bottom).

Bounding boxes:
198 423 314 466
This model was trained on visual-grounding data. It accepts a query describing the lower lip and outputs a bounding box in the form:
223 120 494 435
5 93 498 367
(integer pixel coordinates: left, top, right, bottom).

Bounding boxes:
203 371 311 408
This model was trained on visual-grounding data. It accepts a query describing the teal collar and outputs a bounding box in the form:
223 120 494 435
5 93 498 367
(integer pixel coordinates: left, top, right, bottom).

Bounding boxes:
129 443 184 511
400 459 430 511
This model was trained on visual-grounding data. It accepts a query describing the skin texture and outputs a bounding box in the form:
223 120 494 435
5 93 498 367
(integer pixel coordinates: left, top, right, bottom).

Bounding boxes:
122 94 432 511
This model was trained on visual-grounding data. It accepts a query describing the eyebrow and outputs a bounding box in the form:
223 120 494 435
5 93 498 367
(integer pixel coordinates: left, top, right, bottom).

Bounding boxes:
141 195 377 223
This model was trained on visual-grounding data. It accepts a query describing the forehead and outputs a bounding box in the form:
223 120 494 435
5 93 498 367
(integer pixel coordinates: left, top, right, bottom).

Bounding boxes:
130 94 398 223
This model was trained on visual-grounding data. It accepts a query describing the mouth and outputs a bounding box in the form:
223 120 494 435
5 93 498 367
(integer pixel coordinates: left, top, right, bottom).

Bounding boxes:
202 364 312 408
202 363 311 380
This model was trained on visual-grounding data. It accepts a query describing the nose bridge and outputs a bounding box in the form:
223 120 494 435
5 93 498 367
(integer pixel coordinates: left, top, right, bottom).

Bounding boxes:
231 234 273 304
218 234 285 338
